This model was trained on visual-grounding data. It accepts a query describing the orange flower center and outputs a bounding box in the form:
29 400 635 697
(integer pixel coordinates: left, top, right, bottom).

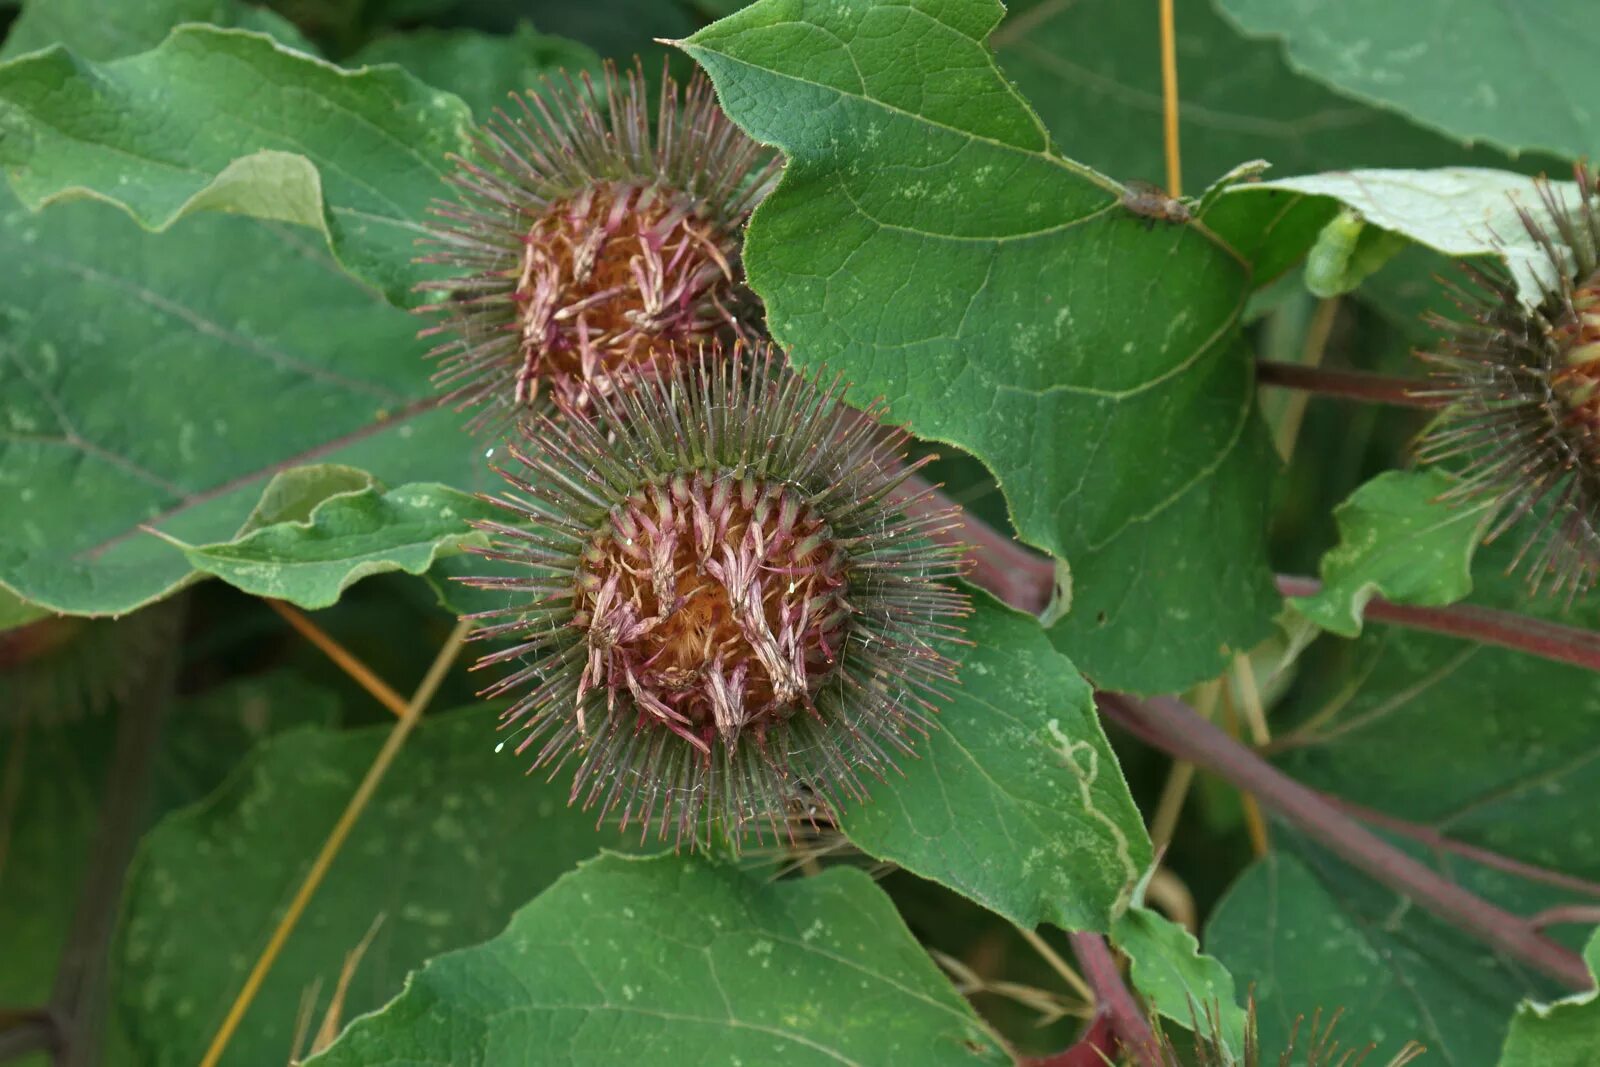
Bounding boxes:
573 472 850 753
1551 275 1600 455
513 182 734 409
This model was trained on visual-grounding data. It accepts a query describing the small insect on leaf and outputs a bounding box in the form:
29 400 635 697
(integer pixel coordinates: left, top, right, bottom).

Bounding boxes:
1122 180 1193 225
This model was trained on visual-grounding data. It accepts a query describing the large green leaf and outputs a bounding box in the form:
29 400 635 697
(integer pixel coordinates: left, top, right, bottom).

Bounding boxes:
0 24 471 305
350 23 599 122
166 481 498 609
1207 846 1552 1066
115 704 626 1067
0 0 313 61
993 0 1540 190
1293 469 1490 638
1217 0 1598 164
680 0 1277 693
0 191 486 618
310 854 1010 1065
1501 931 1600 1067
839 594 1151 932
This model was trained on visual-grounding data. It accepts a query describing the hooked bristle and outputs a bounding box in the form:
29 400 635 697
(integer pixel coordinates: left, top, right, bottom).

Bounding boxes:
417 59 781 432
458 341 970 848
1416 164 1600 599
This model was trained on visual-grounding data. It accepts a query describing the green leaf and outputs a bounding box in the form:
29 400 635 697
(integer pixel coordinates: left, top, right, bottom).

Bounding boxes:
993 0 1539 190
839 594 1151 932
115 704 626 1067
165 481 499 609
680 0 1277 693
309 854 1010 1066
1501 931 1600 1067
350 23 599 122
1293 470 1491 638
1207 847 1542 1065
1113 905 1247 1057
0 191 486 619
0 0 314 61
147 671 343 808
1231 168 1580 304
1216 0 1598 164
0 25 472 305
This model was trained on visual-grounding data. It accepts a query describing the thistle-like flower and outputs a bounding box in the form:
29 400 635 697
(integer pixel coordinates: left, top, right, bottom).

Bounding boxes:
419 60 780 429
1417 167 1600 596
461 343 969 846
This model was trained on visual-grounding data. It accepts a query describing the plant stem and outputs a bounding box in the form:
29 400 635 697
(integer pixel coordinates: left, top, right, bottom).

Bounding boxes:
1097 693 1593 990
1016 926 1095 1005
1256 360 1441 408
917 481 1600 678
1532 904 1600 931
1324 795 1600 900
1158 0 1181 198
1021 1011 1117 1067
266 599 409 717
1271 298 1341 461
1068 933 1162 1067
1218 686 1271 856
199 618 473 1067
1276 575 1600 673
898 473 1054 614
0 1012 55 1062
1149 680 1221 852
47 609 181 1067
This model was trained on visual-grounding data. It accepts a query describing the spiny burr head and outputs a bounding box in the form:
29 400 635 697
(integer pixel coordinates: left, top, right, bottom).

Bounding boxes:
1416 165 1600 598
460 342 971 847
418 60 780 431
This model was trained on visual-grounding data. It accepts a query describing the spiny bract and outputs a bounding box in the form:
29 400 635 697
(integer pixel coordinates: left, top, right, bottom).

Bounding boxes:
1418 166 1600 597
461 343 970 846
418 60 779 430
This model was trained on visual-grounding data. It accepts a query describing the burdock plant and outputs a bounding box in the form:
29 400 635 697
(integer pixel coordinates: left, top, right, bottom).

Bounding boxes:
1418 166 1600 596
418 60 780 428
461 343 970 846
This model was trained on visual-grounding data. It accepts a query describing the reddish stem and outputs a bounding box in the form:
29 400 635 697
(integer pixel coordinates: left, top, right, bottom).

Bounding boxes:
1276 575 1600 674
1532 904 1600 931
1097 693 1593 990
1323 795 1600 901
898 473 1054 614
1255 360 1441 408
1067 933 1162 1067
913 482 1600 680
1022 1011 1118 1067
